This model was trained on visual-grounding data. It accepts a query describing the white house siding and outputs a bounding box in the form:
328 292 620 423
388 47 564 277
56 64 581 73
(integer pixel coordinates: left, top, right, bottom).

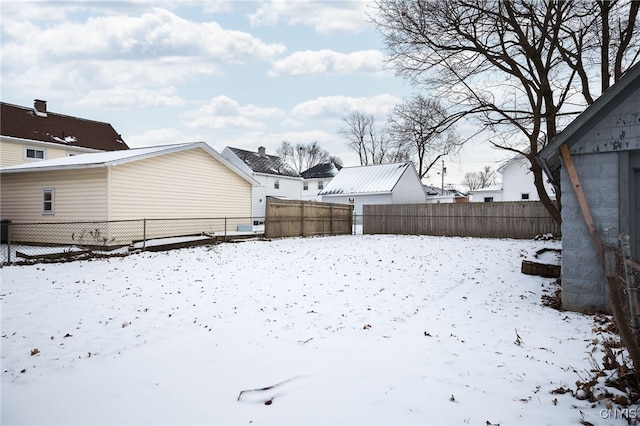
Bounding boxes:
0 137 96 167
502 157 555 201
109 148 252 222
301 179 326 202
322 193 392 221
469 188 504 202
391 168 427 204
251 174 302 221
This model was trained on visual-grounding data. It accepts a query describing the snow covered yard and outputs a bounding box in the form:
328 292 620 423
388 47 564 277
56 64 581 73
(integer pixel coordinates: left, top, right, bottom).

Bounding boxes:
0 234 625 425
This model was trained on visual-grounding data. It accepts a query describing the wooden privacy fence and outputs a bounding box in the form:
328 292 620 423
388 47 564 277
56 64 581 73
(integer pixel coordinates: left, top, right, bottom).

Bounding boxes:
363 201 560 239
264 197 353 238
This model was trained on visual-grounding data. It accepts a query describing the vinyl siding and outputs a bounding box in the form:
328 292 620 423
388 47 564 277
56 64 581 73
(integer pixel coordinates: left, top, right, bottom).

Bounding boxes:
0 168 108 222
251 174 302 218
0 138 93 167
391 168 427 204
108 147 252 220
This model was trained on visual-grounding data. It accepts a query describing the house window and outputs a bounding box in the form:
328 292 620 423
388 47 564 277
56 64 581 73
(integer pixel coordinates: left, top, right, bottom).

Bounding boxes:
25 147 45 160
484 197 494 202
303 181 309 191
42 189 55 214
274 180 280 189
318 180 324 190
521 193 530 200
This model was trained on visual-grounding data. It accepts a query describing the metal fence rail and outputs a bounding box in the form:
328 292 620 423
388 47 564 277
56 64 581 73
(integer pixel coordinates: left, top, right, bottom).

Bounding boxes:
1 216 263 264
605 235 640 370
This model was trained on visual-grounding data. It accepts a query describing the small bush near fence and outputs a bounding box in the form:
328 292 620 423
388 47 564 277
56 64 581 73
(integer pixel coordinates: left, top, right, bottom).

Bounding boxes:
363 201 560 239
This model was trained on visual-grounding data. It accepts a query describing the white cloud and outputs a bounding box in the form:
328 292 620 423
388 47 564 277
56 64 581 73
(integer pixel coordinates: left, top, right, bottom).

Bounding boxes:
126 127 193 148
182 96 286 129
291 94 401 120
73 87 186 109
249 0 371 34
269 49 388 77
1 6 285 109
2 7 286 67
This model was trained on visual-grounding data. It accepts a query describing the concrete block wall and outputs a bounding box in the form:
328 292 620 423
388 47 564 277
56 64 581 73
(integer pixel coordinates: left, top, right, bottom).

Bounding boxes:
560 151 619 312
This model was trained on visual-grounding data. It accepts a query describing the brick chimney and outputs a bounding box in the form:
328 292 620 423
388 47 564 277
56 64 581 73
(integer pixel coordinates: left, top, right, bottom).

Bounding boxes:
34 99 48 117
258 146 266 157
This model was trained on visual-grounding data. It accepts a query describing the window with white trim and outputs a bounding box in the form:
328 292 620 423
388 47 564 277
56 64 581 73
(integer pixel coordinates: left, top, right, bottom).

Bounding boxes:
42 189 55 214
274 180 280 189
318 180 324 190
25 147 45 160
303 181 308 191
521 193 530 200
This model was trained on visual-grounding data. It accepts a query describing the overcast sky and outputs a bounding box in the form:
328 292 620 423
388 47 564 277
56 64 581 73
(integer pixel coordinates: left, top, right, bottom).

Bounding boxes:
1 0 510 187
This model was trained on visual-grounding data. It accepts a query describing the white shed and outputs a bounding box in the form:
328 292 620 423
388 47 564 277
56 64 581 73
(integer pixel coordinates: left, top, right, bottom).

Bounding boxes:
319 162 427 219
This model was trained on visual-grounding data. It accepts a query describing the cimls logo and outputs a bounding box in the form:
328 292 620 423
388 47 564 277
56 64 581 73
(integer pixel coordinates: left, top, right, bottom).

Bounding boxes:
600 408 638 420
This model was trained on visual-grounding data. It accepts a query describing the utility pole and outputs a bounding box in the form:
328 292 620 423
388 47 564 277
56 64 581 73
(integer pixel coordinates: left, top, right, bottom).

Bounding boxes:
441 160 446 194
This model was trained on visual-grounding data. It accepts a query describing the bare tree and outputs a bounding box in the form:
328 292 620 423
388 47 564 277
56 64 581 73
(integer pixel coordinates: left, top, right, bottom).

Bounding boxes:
388 94 462 179
280 141 337 173
464 166 498 191
329 155 344 167
276 141 294 165
339 111 393 165
372 0 639 225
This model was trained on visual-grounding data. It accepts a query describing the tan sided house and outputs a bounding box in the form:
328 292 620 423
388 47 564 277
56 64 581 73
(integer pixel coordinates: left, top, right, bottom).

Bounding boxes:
0 142 257 247
1 99 129 167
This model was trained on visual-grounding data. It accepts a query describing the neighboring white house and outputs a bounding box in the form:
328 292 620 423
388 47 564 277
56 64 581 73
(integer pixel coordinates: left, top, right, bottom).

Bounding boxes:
424 185 469 203
300 162 342 201
221 146 302 224
469 155 555 202
319 162 428 219
468 184 504 203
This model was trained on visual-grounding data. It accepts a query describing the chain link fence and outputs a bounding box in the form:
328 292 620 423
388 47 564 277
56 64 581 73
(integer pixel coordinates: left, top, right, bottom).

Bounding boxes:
605 234 640 370
1 217 264 265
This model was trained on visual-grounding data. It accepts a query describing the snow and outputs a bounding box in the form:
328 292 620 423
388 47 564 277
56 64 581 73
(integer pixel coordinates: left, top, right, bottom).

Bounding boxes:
0 234 626 425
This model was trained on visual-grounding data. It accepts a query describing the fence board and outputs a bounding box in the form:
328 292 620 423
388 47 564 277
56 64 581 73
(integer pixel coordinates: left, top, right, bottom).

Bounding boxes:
264 197 353 239
363 201 559 239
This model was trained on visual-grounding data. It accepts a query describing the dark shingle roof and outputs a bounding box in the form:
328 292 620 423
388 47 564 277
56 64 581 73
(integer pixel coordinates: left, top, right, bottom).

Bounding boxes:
0 101 129 151
300 162 342 179
228 147 300 177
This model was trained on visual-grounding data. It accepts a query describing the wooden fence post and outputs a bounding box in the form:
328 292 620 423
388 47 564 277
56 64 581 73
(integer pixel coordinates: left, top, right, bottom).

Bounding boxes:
6 222 11 264
330 205 334 235
142 218 147 252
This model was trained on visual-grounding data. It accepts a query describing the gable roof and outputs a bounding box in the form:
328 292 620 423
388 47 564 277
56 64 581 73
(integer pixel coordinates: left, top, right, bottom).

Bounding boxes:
319 162 416 195
537 62 640 185
0 100 129 151
300 162 342 179
0 142 258 185
226 147 300 178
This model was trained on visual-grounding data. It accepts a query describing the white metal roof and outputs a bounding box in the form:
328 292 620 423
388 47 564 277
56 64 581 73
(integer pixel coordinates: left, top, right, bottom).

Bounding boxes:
319 162 413 195
0 142 259 185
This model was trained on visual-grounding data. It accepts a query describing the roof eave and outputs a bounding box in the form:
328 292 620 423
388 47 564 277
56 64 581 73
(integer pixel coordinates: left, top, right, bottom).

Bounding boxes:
537 62 640 179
